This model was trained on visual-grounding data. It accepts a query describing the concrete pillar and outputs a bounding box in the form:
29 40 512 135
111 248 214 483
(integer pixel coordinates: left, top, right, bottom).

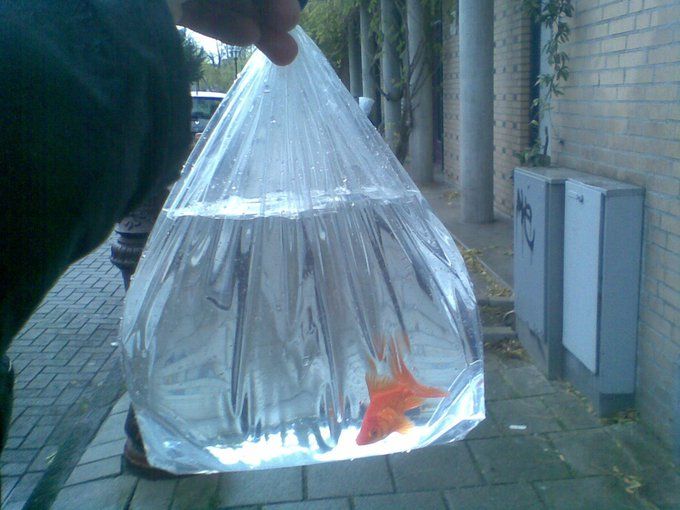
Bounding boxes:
359 1 377 119
406 0 433 183
347 14 362 98
380 0 401 152
459 0 494 223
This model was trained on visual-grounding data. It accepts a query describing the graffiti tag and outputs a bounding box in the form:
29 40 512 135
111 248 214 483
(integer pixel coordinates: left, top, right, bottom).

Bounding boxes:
516 189 535 253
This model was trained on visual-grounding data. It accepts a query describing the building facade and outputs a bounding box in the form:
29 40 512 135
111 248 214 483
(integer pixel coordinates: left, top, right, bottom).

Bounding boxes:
443 0 679 455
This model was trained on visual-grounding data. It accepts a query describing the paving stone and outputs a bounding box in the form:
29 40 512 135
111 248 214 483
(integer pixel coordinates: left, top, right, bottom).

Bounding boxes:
494 353 532 371
465 411 502 440
637 468 680 510
1 472 42 508
533 476 646 510
2 437 22 450
606 424 680 509
503 366 557 397
468 436 570 483
7 414 39 437
13 396 55 407
22 404 70 416
92 411 128 445
488 397 563 435
541 391 601 430
1 448 38 464
388 443 482 491
1 476 20 504
51 475 137 510
353 491 447 510
129 478 179 510
22 425 55 447
171 474 221 510
263 499 350 510
306 457 392 499
483 370 517 401
1 462 29 477
111 393 132 414
549 429 639 478
65 456 122 486
79 438 126 465
37 412 67 427
216 467 303 507
7 406 25 424
607 423 673 470
2 499 27 510
39 380 71 398
482 351 505 371
55 387 85 405
27 444 59 472
446 483 544 510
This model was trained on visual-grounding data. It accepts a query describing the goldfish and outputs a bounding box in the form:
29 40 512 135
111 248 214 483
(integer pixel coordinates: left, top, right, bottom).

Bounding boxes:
356 336 449 445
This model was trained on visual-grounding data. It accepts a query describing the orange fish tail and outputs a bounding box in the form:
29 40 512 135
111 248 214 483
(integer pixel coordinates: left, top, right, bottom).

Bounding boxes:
389 343 449 399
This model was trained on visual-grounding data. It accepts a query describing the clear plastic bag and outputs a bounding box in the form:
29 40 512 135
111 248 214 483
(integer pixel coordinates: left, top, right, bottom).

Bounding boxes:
121 27 484 474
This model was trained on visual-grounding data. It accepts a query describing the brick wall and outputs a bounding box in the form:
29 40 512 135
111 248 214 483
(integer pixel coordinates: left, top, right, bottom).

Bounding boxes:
492 2 534 215
442 2 533 216
551 0 680 450
442 0 680 453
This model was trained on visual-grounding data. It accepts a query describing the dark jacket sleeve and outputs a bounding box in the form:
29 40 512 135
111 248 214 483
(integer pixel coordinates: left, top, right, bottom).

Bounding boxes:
0 0 192 351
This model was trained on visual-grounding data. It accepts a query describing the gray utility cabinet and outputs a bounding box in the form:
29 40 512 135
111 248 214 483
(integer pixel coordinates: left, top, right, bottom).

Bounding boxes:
562 176 644 416
513 167 591 379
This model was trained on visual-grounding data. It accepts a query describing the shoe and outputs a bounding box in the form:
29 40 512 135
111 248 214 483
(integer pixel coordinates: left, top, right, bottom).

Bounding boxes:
122 405 178 479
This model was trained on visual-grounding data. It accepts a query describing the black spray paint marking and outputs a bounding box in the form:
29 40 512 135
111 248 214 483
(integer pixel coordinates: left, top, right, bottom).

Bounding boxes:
516 188 535 253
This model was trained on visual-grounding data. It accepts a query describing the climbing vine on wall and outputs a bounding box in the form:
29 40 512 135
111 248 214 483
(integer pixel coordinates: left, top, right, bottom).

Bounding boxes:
516 0 574 166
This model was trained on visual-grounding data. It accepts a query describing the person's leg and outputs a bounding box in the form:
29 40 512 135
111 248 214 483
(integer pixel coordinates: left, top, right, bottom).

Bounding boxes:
0 355 15 452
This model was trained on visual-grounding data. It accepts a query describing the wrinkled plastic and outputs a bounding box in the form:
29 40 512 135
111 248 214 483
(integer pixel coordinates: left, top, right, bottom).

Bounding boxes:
121 28 484 474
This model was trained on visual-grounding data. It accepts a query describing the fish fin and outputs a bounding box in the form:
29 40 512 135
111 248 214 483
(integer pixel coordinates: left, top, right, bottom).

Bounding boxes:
373 334 387 361
389 342 411 384
400 331 412 353
389 347 449 400
401 396 425 411
411 383 449 399
395 415 414 434
366 370 395 397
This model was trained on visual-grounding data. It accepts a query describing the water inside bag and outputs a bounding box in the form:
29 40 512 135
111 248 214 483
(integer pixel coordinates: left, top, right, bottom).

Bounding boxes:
121 28 484 474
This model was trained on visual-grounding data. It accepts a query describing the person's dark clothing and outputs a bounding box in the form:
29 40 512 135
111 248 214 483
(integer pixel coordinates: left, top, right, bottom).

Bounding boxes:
0 0 192 449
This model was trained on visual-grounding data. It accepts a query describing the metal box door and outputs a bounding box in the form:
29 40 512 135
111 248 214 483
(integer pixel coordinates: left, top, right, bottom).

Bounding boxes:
514 172 547 339
562 181 603 373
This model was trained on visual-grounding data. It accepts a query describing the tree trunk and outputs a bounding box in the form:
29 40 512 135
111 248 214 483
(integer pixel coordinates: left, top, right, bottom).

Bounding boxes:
348 12 362 98
380 0 401 152
460 0 494 223
359 1 377 121
406 0 433 183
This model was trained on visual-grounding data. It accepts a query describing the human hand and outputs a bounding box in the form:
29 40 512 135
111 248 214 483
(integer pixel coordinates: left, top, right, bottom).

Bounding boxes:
168 0 301 65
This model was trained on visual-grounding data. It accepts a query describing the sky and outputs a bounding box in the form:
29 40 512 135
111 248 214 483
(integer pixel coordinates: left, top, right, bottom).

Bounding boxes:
184 28 223 57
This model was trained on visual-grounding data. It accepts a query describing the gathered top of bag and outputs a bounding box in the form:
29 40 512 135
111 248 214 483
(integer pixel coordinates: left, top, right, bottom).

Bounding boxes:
167 28 418 220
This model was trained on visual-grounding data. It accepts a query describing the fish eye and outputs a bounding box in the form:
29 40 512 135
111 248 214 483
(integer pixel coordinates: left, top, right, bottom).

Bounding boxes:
369 429 378 438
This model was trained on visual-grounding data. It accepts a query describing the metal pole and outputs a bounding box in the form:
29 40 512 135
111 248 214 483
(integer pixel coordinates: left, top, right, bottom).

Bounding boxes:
360 1 377 105
406 0 434 183
348 13 363 98
459 0 494 223
380 0 401 152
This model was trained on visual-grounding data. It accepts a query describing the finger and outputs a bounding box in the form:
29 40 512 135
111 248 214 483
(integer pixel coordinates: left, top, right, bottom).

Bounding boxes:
256 27 298 66
180 2 261 46
262 0 300 33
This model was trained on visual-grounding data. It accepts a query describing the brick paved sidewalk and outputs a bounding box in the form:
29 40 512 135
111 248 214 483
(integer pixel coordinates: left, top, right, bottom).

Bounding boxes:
3 183 679 509
1 242 126 510
47 343 680 510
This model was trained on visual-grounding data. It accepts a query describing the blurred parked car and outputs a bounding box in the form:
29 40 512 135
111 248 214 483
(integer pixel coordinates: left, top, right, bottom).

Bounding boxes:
191 91 226 134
